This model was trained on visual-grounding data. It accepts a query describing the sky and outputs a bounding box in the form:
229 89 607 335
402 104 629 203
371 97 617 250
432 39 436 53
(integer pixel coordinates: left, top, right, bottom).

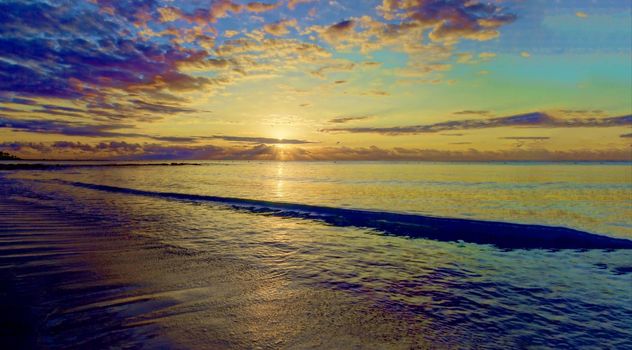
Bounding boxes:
0 0 630 160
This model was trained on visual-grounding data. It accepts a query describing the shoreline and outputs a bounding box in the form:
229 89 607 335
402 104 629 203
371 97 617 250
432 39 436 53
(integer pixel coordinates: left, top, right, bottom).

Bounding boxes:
0 198 172 348
0 197 431 349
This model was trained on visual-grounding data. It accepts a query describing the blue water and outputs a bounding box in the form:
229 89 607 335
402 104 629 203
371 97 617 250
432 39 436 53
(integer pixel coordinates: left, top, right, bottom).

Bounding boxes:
2 161 632 348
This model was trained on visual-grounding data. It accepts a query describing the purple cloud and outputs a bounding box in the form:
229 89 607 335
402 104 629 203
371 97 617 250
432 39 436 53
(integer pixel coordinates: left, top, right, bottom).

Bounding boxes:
380 0 516 42
2 141 630 162
322 113 632 135
0 0 211 122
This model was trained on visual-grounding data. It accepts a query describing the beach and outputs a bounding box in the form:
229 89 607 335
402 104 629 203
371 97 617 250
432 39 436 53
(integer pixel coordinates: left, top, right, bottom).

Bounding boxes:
1 162 631 349
0 197 431 349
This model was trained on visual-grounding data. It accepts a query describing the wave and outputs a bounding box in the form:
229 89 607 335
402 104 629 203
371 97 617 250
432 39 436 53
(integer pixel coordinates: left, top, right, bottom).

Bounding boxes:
64 181 632 250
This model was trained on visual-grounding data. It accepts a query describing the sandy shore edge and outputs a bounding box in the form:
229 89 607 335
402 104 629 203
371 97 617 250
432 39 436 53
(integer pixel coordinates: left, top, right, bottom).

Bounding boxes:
0 197 430 349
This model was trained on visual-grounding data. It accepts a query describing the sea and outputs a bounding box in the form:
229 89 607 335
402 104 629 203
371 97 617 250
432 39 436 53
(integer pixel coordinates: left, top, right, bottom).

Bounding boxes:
1 161 631 349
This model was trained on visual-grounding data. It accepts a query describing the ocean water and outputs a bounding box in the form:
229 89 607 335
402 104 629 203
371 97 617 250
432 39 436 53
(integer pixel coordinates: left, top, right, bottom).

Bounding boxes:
2 161 632 348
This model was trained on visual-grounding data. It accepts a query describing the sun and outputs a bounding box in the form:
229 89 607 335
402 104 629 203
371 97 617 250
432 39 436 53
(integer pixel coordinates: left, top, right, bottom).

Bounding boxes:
273 129 287 141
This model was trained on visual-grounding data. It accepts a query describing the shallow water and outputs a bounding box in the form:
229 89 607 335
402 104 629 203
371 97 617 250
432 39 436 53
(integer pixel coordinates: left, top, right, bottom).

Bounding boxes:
6 161 631 238
2 161 632 348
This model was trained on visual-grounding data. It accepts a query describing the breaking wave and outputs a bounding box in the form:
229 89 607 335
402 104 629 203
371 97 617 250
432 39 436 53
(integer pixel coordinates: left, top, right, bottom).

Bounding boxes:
64 181 632 250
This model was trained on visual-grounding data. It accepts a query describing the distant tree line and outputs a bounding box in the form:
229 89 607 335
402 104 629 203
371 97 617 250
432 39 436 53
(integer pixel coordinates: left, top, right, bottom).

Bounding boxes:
0 151 20 160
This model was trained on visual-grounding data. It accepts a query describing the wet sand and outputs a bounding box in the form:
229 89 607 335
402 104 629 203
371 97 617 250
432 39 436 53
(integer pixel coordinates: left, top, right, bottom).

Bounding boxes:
0 198 432 349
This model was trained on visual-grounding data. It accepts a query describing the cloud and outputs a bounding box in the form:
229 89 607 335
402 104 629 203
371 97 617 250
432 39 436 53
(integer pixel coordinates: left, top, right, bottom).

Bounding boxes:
3 142 630 162
321 112 632 135
209 135 315 144
320 19 356 42
40 105 85 114
449 51 497 67
150 136 199 143
500 137 552 149
0 106 23 113
156 1 280 26
500 137 550 140
263 19 298 36
157 6 182 22
453 110 491 116
292 146 631 162
0 115 200 142
306 0 515 56
558 109 604 116
303 4 513 78
378 0 516 42
1 96 199 123
215 37 333 79
0 141 286 160
0 0 619 162
0 0 293 128
328 115 372 124
1 2 195 96
288 0 316 10
246 2 282 13
310 62 356 78
456 53 473 64
0 0 517 131
128 100 198 114
307 16 418 53
0 116 140 138
499 136 551 141
224 30 241 38
0 0 218 124
0 96 37 105
360 90 390 97
0 141 53 154
0 115 318 145
0 140 149 159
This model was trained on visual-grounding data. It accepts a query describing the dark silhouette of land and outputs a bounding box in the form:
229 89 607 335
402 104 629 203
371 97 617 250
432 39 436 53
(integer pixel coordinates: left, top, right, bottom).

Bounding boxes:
0 152 20 160
0 162 201 170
